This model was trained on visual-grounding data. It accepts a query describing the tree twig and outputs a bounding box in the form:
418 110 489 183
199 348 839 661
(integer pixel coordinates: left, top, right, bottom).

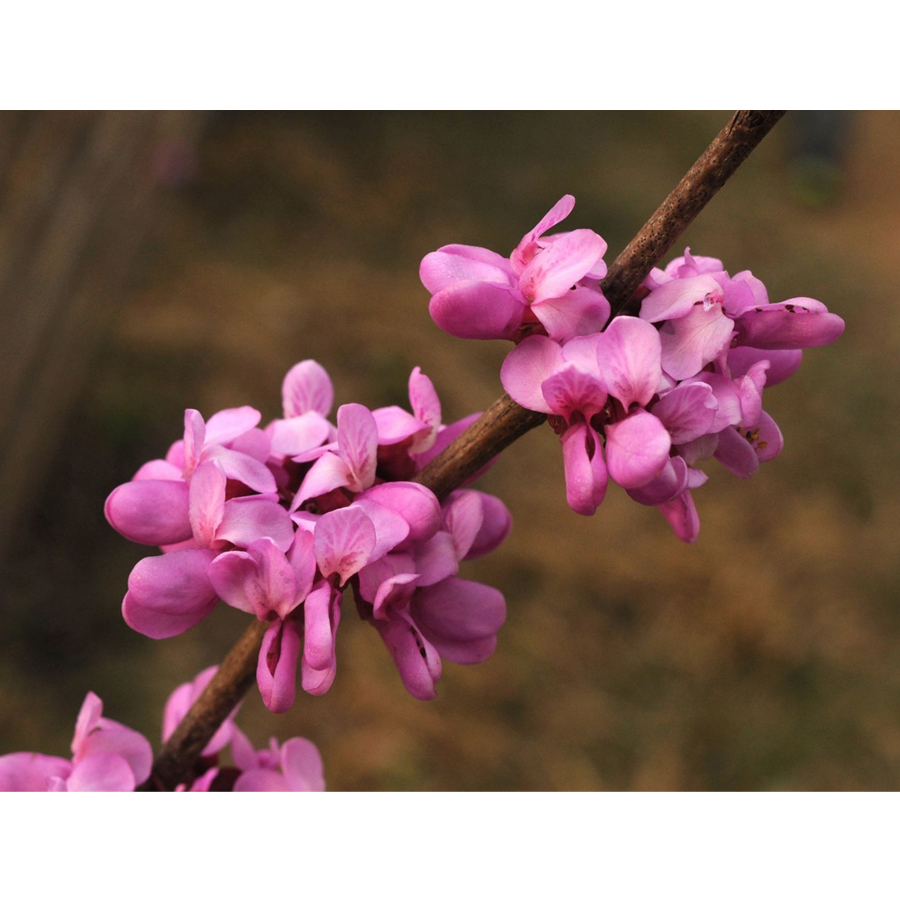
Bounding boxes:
138 109 785 790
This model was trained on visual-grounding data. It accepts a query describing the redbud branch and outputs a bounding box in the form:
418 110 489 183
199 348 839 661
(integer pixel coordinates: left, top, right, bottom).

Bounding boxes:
138 109 785 791
405 111 786 499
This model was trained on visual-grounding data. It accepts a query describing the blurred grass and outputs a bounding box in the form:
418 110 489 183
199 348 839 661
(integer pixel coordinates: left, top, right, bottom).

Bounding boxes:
1 111 898 790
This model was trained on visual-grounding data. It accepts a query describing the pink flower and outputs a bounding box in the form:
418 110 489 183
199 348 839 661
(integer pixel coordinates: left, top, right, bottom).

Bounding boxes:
291 403 380 509
356 489 511 699
0 692 152 792
106 355 514 703
208 504 392 710
122 460 293 640
105 404 278 546
640 248 844 381
502 318 679 515
230 731 325 792
421 195 610 342
372 367 443 479
161 667 326 791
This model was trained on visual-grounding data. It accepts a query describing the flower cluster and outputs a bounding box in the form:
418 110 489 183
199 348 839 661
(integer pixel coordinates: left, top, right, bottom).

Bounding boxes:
0 667 325 791
105 362 510 709
421 198 844 542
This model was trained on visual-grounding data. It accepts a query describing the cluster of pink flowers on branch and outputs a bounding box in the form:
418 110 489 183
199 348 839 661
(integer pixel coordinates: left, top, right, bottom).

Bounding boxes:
421 198 845 543
105 361 510 709
0 667 325 791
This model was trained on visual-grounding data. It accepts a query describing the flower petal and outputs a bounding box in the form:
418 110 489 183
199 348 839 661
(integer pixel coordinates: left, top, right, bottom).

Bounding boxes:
626 456 689 506
204 445 277 494
217 496 294 551
541 364 607 421
350 498 410 561
280 738 326 792
71 692 102 756
182 409 206 476
651 382 718 444
372 609 441 701
302 584 338 671
736 360 770 428
408 366 442 453
658 490 700 544
229 427 271 462
314 507 376 585
66 753 135 792
301 587 340 696
519 229 606 303
440 490 484 560
371 406 427 445
188 461 226 548
639 273 723 323
510 194 575 273
282 360 334 418
414 531 460 586
74 721 153 785
465 492 512 559
358 482 441 548
605 410 671 489
337 403 378 492
234 769 289 791
659 304 734 381
595 316 663 409
429 281 526 340
0 753 71 792
133 459 183 481
727 346 802 387
734 299 845 350
532 285 611 342
412 576 506 644
713 426 760 478
205 406 262 446
258 620 302 713
500 335 564 413
268 412 332 458
104 480 192 546
124 549 218 638
248 538 300 619
291 451 351 510
287 529 316 602
750 410 784 463
207 551 263 616
419 246 513 293
560 422 608 516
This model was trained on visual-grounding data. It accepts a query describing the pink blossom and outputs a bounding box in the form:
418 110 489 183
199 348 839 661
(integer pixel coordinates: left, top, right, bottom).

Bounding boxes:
105 403 280 547
356 489 510 699
107 356 513 704
421 195 610 342
122 460 293 641
502 318 679 515
230 731 325 792
0 692 152 792
640 249 845 381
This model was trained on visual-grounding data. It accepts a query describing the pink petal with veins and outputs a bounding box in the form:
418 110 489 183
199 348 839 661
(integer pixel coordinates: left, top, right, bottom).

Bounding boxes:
282 360 334 418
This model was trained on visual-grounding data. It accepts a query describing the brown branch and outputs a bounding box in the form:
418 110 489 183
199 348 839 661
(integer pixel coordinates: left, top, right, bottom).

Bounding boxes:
138 110 785 790
604 110 785 316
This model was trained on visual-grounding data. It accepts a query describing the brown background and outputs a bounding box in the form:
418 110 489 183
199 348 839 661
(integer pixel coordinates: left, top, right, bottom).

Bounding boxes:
0 111 894 790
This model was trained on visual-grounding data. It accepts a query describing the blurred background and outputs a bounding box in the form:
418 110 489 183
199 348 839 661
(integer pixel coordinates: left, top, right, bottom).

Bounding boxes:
0 111 893 790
